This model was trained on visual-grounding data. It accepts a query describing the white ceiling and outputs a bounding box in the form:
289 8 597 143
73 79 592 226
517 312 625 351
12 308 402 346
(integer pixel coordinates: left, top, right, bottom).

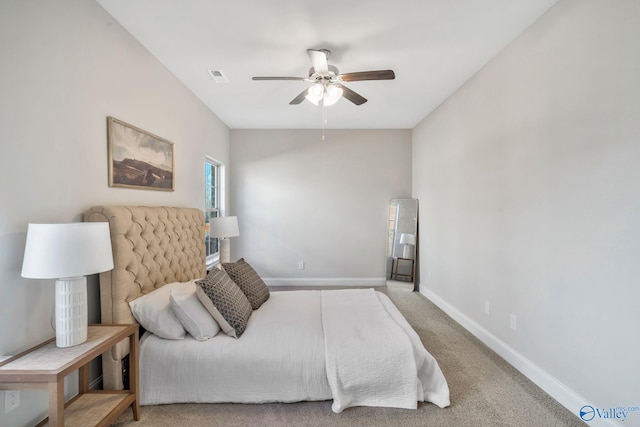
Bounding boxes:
96 0 558 130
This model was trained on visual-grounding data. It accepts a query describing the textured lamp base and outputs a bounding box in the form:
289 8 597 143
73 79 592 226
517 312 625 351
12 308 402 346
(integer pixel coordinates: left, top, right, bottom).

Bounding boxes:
403 245 414 259
219 238 231 264
55 276 88 347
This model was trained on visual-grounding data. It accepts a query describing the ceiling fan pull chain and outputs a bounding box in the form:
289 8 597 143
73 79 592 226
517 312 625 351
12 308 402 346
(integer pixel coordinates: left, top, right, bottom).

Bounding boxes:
322 105 327 141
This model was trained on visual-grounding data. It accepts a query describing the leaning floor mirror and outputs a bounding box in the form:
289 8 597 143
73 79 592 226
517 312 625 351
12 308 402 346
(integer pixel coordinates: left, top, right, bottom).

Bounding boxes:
386 198 418 289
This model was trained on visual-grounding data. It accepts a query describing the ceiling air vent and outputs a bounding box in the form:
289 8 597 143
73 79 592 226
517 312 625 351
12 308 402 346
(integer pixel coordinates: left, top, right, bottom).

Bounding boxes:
208 69 229 83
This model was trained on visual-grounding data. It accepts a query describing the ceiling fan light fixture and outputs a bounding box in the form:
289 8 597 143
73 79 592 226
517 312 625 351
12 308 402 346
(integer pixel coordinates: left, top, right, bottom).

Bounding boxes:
305 83 324 106
323 85 343 106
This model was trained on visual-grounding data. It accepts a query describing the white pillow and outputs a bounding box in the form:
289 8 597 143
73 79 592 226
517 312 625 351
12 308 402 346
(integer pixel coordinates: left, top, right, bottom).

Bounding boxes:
170 285 221 341
128 281 195 340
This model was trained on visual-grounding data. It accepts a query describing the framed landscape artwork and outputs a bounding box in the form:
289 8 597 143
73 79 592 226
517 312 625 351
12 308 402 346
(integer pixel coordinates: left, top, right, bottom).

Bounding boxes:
107 117 175 191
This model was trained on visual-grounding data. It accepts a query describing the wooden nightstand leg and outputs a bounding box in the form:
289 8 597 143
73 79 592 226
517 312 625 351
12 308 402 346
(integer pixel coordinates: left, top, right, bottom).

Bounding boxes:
79 363 89 393
48 380 64 427
129 330 140 420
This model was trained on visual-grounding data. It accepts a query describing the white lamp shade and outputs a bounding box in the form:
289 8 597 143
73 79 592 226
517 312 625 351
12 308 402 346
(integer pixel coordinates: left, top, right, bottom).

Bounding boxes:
21 222 114 279
209 216 240 238
399 233 416 246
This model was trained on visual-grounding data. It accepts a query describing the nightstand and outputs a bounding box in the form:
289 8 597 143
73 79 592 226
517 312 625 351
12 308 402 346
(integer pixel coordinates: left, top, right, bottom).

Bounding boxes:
0 324 139 427
391 257 415 282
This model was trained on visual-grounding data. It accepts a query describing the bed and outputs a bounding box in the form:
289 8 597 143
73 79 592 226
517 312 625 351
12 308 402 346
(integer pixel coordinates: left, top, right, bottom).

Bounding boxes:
84 205 450 413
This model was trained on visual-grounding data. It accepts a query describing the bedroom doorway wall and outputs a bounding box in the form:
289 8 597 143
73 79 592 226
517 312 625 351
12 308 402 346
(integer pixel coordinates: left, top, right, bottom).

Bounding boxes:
386 198 418 290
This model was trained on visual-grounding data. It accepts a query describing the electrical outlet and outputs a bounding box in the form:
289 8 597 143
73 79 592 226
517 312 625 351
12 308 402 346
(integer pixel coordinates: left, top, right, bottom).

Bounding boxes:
4 390 20 414
298 261 305 270
484 301 491 316
510 314 517 331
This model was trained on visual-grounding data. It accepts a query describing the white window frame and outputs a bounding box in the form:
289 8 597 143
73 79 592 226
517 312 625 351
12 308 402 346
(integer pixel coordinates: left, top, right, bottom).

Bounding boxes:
205 156 225 269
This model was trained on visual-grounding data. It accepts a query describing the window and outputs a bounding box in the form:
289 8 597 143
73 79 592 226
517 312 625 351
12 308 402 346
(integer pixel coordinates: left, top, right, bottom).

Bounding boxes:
387 202 398 257
205 158 223 265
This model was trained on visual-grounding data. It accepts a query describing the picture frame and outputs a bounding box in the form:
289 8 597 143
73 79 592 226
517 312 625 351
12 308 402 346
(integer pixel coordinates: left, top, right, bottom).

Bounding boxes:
107 116 175 191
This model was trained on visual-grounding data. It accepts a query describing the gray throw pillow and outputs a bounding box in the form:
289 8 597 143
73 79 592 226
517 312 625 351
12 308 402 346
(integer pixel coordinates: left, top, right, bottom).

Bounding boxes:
195 269 252 338
222 258 270 310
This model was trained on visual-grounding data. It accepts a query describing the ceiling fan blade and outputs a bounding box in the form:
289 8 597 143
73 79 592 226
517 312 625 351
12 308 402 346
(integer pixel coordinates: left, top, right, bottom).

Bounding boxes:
339 70 395 82
338 85 367 105
289 88 309 105
307 49 329 75
252 76 308 81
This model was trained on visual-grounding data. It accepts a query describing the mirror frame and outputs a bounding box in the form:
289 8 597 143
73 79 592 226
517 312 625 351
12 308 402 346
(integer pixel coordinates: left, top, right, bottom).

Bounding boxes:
386 198 418 289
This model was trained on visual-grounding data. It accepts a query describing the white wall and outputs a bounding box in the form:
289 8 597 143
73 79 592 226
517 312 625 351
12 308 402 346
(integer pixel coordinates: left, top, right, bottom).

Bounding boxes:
230 129 411 286
413 0 639 423
0 1 229 425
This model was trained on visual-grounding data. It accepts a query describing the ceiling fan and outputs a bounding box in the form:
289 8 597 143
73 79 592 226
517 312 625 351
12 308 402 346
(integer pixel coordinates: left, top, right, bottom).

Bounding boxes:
252 49 395 106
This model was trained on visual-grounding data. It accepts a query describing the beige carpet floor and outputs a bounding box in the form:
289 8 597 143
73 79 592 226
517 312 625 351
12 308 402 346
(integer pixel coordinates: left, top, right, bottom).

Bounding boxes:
112 287 585 426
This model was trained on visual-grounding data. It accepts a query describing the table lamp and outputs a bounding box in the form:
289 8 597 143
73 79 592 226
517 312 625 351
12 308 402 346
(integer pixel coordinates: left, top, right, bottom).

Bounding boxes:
209 216 240 263
21 222 114 347
399 233 416 259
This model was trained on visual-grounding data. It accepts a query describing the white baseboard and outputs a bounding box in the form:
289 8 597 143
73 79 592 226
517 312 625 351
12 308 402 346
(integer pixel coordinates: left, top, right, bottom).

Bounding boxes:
419 285 619 427
263 277 386 288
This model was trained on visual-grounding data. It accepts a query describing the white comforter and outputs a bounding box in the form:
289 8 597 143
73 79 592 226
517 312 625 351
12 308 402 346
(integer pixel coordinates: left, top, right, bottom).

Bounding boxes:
139 289 450 412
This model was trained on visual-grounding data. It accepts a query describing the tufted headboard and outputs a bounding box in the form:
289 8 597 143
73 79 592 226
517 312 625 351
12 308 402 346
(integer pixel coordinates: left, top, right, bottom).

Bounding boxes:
84 206 206 389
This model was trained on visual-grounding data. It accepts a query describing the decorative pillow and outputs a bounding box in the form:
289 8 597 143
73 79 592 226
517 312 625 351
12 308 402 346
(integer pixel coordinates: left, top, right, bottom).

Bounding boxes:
170 283 220 341
222 258 270 310
128 281 193 340
195 269 252 338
